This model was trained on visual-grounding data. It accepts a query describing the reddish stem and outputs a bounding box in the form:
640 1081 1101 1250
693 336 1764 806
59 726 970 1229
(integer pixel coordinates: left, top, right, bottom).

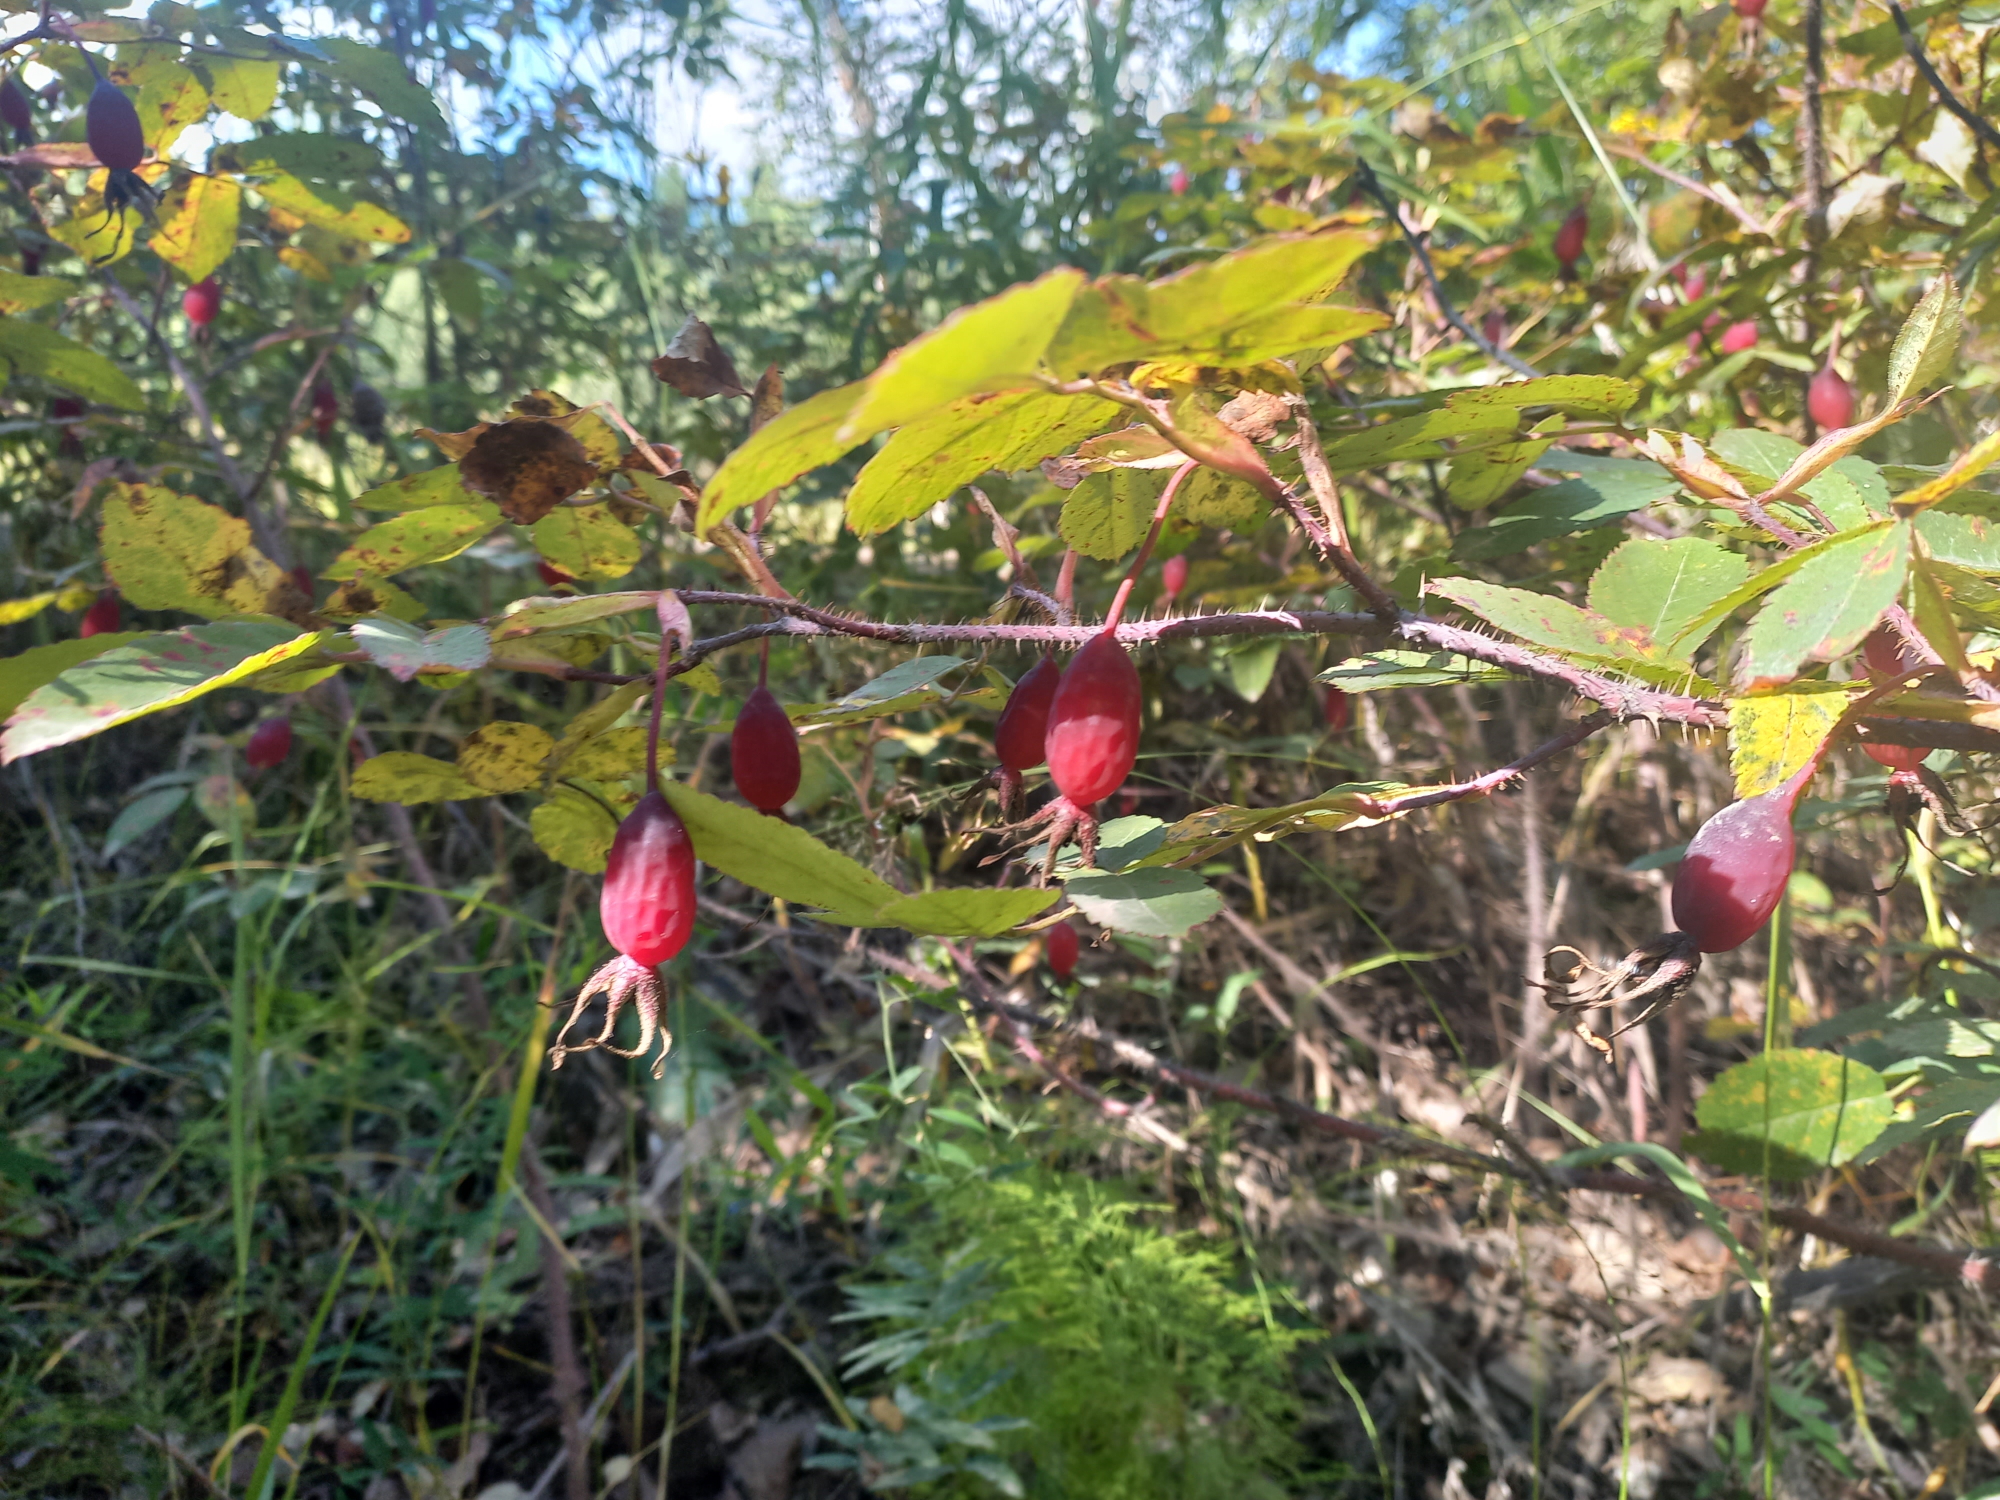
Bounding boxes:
1104 460 1198 631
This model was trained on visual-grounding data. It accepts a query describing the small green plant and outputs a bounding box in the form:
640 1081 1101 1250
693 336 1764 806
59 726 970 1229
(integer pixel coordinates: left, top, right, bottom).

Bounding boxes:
814 1128 1308 1499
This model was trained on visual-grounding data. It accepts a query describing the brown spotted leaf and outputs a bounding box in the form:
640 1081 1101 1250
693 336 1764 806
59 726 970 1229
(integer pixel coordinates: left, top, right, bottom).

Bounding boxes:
458 420 598 524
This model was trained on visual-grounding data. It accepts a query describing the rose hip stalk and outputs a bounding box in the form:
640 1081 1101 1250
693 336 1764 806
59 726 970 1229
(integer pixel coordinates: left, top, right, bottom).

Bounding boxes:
552 592 696 1079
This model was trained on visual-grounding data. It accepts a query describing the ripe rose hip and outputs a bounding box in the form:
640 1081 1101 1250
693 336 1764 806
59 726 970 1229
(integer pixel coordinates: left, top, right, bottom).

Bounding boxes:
1670 763 1813 953
1862 624 1923 681
245 716 292 769
312 382 338 441
1553 205 1587 268
80 592 120 636
1046 920 1079 979
1046 630 1142 807
731 684 801 814
996 655 1061 773
1719 320 1759 354
536 559 574 587
1170 167 1189 196
183 277 221 328
1863 739 1927 772
601 790 696 967
1161 553 1189 602
289 564 315 597
1734 0 1767 16
1807 364 1853 430
86 77 144 173
0 74 34 147
1324 686 1351 732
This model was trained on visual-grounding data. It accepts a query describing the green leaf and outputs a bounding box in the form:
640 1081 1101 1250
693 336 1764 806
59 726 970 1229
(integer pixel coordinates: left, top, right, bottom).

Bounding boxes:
1728 685 1853 798
350 751 491 804
353 466 479 511
840 269 1085 443
0 634 142 723
457 721 556 792
531 505 642 579
1738 522 1911 688
696 380 867 534
1915 509 2000 571
255 171 411 244
150 175 241 285
788 656 1000 731
1687 1049 1894 1180
1221 640 1283 702
872 887 1058 937
492 591 658 640
1453 465 1679 560
201 56 281 120
1709 430 1885 529
1062 866 1223 938
656 781 902 922
561 726 650 781
351 618 491 682
845 391 1120 536
1318 649 1513 690
1175 466 1266 530
323 501 502 578
0 319 145 410
1317 405 1522 472
313 37 449 134
1058 467 1168 560
1 622 320 763
101 484 303 621
1667 519 1894 654
1428 578 1673 669
1886 274 1962 406
1445 435 1553 510
1586 537 1750 658
1046 232 1377 374
103 786 188 857
214 132 382 181
0 270 76 313
1441 375 1640 417
532 786 619 872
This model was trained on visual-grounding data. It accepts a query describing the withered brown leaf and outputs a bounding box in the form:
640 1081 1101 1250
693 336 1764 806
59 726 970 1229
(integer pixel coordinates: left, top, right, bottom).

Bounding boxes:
650 316 749 399
459 420 598 524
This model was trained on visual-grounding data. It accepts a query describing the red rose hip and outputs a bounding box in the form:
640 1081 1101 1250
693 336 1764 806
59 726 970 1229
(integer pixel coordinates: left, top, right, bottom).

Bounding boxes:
1046 920 1080 979
1161 553 1189 602
0 74 35 147
183 277 221 328
1553 205 1587 268
601 790 696 967
1719 320 1759 354
245 716 293 769
1324 686 1351 732
1734 0 1767 16
1807 364 1854 430
1863 739 1927 772
995 656 1062 773
731 685 801 814
80 592 120 636
1045 630 1142 807
536 559 574 587
1670 762 1813 953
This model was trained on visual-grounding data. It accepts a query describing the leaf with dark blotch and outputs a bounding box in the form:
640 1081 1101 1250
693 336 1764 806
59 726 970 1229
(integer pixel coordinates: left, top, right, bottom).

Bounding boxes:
651 316 749 399
458 420 598 524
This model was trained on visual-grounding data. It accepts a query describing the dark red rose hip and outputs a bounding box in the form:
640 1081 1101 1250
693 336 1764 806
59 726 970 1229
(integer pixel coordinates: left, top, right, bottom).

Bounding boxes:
183 277 221 327
1045 630 1141 807
313 382 338 441
245 716 292 769
731 685 801 814
536 559 573 587
1553 205 1586 269
1807 364 1853 430
1670 762 1814 953
601 791 696 967
1324 686 1351 732
80 592 120 636
0 75 35 147
86 77 144 172
995 655 1061 773
1046 920 1079 979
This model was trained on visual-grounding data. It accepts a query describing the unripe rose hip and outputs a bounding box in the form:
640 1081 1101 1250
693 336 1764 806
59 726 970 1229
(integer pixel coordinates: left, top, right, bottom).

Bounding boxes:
731 685 801 814
1670 763 1813 953
80 591 120 636
183 277 221 328
1807 364 1854 430
245 716 293 769
601 790 696 967
1160 553 1189 602
995 655 1061 773
1045 630 1142 807
86 77 144 173
1046 920 1080 979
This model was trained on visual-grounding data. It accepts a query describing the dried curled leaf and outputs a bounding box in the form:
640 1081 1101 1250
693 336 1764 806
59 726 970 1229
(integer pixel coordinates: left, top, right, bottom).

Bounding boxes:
650 315 749 399
458 419 598 524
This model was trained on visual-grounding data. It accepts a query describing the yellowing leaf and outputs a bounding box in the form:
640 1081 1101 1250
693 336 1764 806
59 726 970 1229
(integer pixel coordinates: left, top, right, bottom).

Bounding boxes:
456 721 556 792
151 175 241 285
0 271 77 314
531 505 642 579
0 319 145 409
255 171 411 244
531 785 618 872
137 65 208 154
350 751 491 803
1058 468 1169 560
324 502 502 579
0 591 62 626
102 484 305 619
1728 685 1854 799
696 380 867 534
562 725 652 781
203 56 280 120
